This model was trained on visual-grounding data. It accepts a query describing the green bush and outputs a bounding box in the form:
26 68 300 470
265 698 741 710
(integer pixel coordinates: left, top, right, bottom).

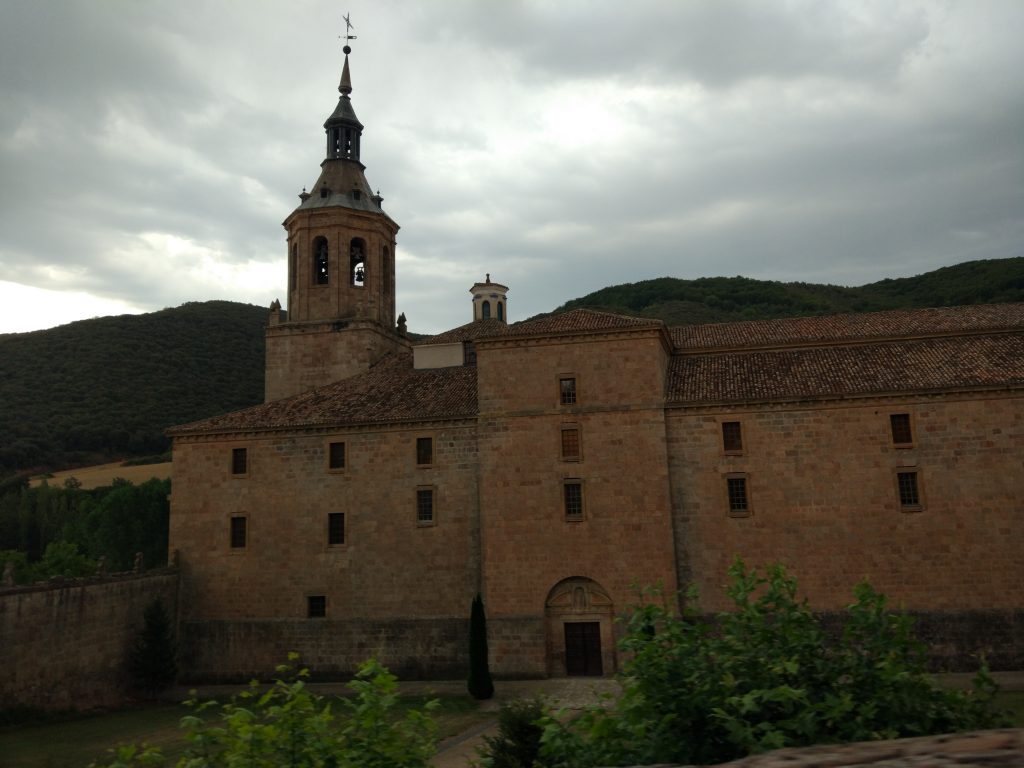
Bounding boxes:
477 697 546 768
91 655 439 767
538 561 1010 767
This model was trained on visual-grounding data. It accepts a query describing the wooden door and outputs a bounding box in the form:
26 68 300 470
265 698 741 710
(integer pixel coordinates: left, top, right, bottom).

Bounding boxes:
564 621 603 676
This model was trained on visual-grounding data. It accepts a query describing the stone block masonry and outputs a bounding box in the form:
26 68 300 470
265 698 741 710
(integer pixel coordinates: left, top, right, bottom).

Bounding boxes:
0 569 178 711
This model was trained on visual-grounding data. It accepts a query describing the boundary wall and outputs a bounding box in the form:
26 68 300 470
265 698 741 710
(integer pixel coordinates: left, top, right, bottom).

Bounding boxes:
0 569 178 710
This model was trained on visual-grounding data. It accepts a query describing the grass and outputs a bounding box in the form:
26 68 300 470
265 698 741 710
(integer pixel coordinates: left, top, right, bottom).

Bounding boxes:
0 694 488 768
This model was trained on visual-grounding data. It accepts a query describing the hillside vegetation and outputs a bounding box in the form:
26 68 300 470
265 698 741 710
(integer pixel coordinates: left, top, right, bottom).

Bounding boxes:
556 257 1024 325
1 258 1022 477
0 301 266 477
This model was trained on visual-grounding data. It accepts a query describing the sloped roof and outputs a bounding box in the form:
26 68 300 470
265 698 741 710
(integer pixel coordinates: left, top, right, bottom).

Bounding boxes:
169 353 476 436
668 333 1024 405
498 309 661 338
418 319 510 345
671 304 1024 351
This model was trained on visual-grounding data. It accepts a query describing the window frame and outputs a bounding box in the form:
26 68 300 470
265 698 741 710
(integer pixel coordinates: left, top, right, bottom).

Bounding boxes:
563 479 585 521
230 447 248 478
725 473 751 518
307 595 327 618
416 436 434 467
416 486 436 527
327 440 346 472
560 424 582 462
327 512 346 547
229 514 248 551
890 413 915 448
559 375 578 406
895 469 924 512
722 421 744 454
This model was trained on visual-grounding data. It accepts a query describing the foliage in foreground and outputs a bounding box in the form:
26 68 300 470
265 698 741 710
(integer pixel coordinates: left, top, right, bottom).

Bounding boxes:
538 561 1010 767
476 697 546 768
91 656 439 768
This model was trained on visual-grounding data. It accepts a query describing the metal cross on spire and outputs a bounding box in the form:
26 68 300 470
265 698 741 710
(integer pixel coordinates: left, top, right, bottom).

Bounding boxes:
340 13 357 49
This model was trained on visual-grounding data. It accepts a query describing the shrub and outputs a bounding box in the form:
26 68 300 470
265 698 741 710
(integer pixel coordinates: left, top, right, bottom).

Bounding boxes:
129 598 177 695
477 697 546 768
468 592 495 700
538 561 1010 767
92 655 439 767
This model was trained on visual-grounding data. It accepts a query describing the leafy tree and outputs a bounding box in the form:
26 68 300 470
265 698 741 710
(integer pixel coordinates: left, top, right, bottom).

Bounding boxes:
468 592 494 700
35 540 95 579
129 599 177 696
538 561 1010 767
477 697 546 768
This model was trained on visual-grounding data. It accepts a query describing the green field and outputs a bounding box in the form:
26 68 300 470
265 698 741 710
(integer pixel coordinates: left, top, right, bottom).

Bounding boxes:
0 695 488 768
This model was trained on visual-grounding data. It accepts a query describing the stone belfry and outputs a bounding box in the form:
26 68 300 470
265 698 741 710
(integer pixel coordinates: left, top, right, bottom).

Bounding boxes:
265 31 407 401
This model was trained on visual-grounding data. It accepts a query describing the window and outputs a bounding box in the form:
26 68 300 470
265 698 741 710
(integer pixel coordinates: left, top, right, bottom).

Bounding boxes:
313 237 329 285
497 302 504 321
289 244 297 291
350 238 366 287
231 447 248 476
726 476 750 517
328 441 346 470
561 426 581 461
890 413 913 446
722 421 743 453
564 481 584 520
327 512 346 546
897 470 923 511
560 377 577 405
416 488 435 525
482 300 491 319
416 436 433 466
229 515 247 549
307 595 326 618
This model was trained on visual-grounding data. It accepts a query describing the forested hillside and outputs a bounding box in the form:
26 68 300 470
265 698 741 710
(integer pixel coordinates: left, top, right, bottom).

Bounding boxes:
0 301 266 477
556 258 1024 325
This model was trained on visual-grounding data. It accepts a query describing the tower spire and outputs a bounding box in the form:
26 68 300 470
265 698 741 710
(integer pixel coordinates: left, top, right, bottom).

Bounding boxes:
339 13 356 95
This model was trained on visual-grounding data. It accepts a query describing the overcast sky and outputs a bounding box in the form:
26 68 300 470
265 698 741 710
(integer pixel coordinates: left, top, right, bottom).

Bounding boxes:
1 1 1022 335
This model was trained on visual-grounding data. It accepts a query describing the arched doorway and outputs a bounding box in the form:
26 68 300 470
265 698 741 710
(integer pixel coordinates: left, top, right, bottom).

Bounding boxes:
545 577 615 677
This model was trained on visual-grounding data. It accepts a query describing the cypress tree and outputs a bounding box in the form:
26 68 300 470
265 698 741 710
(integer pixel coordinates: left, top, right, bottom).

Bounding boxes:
467 592 494 700
129 598 178 695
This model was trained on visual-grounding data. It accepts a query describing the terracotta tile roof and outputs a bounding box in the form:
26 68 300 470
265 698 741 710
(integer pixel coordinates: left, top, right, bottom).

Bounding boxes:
498 309 662 337
169 353 476 435
418 319 510 345
671 304 1024 351
668 333 1024 405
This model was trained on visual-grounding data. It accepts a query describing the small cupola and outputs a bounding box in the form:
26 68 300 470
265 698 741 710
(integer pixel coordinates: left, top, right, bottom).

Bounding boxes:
470 274 509 323
324 45 364 162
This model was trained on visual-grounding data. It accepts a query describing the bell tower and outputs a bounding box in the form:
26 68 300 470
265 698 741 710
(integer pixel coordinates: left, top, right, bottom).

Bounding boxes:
265 31 408 401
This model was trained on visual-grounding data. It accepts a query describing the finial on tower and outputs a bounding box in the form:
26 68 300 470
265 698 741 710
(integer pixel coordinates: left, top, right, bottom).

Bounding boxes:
339 13 357 95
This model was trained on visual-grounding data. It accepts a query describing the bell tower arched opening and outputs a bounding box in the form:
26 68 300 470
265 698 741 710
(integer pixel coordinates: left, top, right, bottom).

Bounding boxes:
350 238 366 287
313 237 329 285
545 577 615 677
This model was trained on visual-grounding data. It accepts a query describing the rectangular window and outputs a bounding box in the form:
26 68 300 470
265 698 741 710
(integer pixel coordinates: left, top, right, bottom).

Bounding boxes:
726 476 750 516
231 447 248 476
230 515 247 549
416 488 435 525
564 481 584 520
559 377 577 405
416 437 433 466
328 441 346 470
890 414 913 446
327 512 346 545
897 471 922 510
561 427 581 461
307 595 326 618
722 421 743 453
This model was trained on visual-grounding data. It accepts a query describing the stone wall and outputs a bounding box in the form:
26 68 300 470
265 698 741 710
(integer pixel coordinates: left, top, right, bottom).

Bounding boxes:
0 569 178 711
668 394 1024 617
179 617 467 682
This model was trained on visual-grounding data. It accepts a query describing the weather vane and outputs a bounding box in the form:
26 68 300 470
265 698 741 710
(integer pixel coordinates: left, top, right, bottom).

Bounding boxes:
340 13 357 51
